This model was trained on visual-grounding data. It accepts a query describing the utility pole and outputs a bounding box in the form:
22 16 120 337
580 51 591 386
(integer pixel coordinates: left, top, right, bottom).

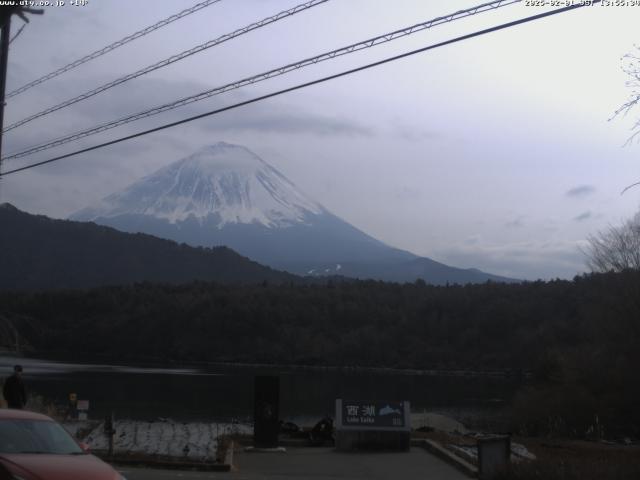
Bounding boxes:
0 14 10 173
0 7 43 177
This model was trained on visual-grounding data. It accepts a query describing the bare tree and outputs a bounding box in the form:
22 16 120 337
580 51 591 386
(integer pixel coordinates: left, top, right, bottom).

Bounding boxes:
611 46 640 194
613 45 640 143
585 212 640 272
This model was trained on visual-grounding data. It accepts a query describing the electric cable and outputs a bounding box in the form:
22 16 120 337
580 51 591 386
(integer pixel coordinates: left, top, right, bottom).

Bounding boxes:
3 0 521 160
6 0 224 99
0 1 599 178
3 0 329 133
9 23 26 45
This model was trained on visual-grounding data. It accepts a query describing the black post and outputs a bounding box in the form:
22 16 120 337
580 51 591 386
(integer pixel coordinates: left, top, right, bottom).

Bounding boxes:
253 375 280 448
0 15 10 164
104 412 115 457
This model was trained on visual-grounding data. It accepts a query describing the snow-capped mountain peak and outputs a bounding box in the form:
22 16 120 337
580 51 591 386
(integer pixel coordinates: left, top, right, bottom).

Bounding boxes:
73 142 324 228
70 143 515 285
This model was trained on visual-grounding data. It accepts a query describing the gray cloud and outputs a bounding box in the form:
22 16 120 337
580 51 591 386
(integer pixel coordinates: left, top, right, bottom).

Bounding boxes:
392 186 422 201
464 235 481 245
202 105 374 137
573 211 592 222
124 77 372 137
1 74 373 189
505 215 526 228
566 185 596 197
433 239 588 280
7 75 373 156
196 89 374 137
389 118 440 142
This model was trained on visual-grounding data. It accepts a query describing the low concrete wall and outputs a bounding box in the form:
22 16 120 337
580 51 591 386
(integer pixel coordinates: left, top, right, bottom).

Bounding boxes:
335 430 411 452
412 438 478 478
93 451 231 471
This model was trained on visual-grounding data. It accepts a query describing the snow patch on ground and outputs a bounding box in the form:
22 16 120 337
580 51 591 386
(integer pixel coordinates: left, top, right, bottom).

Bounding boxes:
449 442 536 462
411 412 468 434
66 419 252 461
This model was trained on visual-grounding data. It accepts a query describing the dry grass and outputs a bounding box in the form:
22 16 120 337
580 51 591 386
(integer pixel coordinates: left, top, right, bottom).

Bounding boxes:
416 430 640 479
417 430 479 465
25 394 65 420
216 433 253 462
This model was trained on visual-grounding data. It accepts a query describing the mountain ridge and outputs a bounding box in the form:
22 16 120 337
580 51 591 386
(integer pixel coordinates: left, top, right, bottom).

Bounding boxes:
0 203 299 290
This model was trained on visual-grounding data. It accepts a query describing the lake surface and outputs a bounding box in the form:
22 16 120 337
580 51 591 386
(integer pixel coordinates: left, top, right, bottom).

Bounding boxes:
0 356 522 428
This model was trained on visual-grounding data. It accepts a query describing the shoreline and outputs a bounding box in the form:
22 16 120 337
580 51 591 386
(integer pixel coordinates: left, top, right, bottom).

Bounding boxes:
3 353 531 379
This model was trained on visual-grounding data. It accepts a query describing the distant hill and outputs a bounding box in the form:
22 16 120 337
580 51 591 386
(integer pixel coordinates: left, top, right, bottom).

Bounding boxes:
71 142 518 285
0 203 298 290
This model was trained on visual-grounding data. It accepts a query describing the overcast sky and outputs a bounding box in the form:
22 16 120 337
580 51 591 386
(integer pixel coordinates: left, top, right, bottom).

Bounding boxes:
1 0 639 280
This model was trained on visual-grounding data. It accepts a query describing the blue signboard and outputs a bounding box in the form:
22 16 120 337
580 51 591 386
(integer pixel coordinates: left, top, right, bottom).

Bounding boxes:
340 400 406 428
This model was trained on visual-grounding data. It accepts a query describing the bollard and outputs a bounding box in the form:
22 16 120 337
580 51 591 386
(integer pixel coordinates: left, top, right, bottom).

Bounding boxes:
478 435 511 480
253 376 280 448
104 412 115 457
68 393 77 421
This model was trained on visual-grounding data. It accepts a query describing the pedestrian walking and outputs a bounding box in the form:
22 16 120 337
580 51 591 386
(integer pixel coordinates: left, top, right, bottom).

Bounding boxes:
2 365 27 409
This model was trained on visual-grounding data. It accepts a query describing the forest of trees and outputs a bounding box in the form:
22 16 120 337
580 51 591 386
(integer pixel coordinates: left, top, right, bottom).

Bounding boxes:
0 203 298 290
2 271 638 370
1 270 639 436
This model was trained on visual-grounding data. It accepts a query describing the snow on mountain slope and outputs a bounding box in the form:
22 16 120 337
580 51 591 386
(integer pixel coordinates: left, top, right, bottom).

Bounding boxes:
71 142 517 284
73 142 324 228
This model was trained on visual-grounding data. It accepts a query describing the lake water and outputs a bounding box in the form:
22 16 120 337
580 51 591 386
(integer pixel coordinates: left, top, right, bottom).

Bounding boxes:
0 356 522 429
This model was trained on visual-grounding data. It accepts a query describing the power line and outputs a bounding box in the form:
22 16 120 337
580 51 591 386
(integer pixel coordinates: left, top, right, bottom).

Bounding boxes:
3 0 522 160
5 0 223 99
3 0 329 134
0 2 599 178
9 23 26 45
621 181 640 195
0 6 44 184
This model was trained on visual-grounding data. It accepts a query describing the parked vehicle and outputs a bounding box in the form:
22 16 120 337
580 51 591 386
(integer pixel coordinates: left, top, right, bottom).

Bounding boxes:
0 409 125 480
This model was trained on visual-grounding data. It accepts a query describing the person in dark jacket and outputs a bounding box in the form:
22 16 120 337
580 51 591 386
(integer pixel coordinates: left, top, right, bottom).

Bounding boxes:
2 365 27 409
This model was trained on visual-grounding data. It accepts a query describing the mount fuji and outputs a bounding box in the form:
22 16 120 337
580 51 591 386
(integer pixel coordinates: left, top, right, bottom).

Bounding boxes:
71 142 515 284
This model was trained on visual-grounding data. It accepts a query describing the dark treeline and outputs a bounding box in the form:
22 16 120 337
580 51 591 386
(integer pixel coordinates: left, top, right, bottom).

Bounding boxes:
0 271 638 369
0 203 298 290
1 270 639 435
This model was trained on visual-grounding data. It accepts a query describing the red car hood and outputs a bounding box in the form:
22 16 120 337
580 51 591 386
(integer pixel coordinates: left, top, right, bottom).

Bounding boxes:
0 453 118 480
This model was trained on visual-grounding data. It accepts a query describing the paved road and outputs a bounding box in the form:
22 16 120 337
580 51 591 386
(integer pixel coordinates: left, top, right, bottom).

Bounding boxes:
118 447 469 480
118 468 224 479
